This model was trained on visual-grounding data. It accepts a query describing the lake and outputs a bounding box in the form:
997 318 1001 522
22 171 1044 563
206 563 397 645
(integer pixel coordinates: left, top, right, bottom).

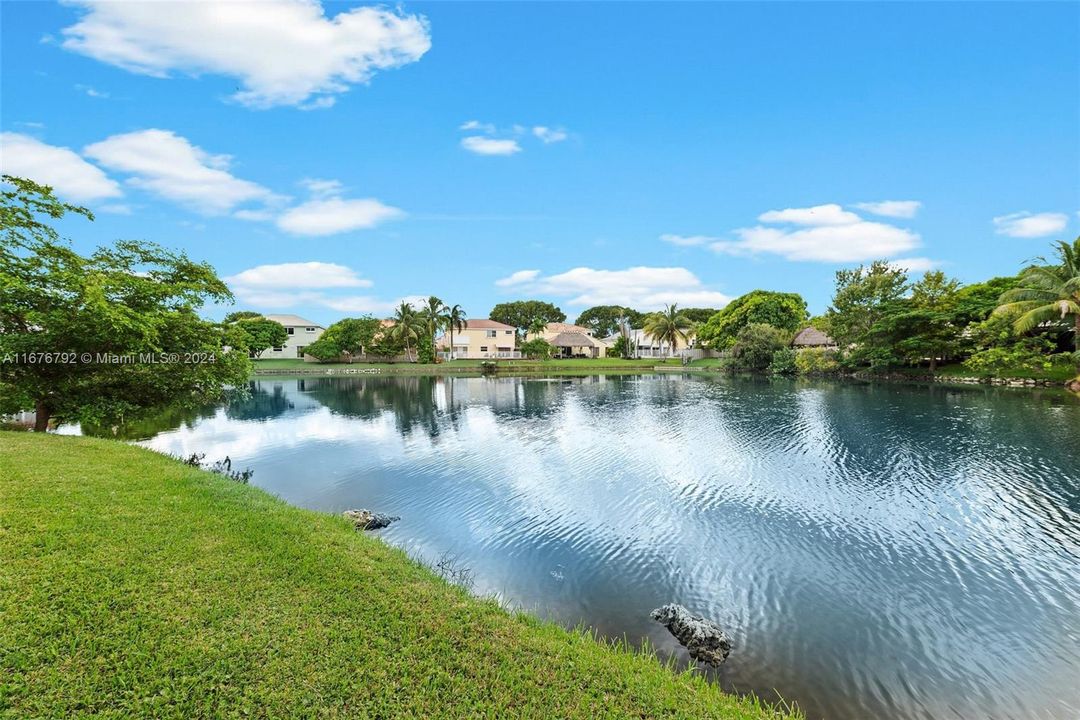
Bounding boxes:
121 373 1079 720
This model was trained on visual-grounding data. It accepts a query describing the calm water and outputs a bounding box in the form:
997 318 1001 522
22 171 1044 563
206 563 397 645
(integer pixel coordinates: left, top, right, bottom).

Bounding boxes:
126 374 1079 720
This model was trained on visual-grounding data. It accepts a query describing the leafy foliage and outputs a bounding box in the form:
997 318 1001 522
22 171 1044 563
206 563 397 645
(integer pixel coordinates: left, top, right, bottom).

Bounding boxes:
996 237 1080 350
825 261 909 347
642 304 694 354
697 291 807 349
0 175 250 430
304 316 384 361
520 337 553 360
769 347 798 375
490 300 565 335
732 323 792 370
794 347 840 375
233 317 287 358
573 305 644 336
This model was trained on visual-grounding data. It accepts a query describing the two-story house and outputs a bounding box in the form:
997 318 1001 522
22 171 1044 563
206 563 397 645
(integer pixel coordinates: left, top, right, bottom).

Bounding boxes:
260 314 325 359
437 319 519 360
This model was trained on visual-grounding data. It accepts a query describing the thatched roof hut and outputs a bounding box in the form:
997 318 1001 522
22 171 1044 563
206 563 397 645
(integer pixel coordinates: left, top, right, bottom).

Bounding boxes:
792 327 837 348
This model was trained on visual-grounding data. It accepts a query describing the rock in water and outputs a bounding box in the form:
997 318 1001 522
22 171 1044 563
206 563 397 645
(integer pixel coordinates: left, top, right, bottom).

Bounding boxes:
343 509 400 530
650 603 732 666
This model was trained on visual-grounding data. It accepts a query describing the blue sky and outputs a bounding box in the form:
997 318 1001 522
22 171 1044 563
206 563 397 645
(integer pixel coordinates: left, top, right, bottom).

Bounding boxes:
2 1 1078 325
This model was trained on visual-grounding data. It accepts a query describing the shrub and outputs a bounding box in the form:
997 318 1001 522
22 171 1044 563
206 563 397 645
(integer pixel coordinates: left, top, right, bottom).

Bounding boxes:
732 323 792 370
520 338 553 360
794 347 840 375
769 347 798 375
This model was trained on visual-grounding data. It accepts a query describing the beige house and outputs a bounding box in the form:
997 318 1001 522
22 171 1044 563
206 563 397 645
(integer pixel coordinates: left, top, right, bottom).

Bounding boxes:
527 322 609 358
437 319 520 360
261 314 325 359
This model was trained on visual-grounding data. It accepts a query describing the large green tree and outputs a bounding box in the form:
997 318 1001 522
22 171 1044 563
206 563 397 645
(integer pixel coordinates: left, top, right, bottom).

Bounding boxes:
732 323 792 370
490 300 565 336
696 290 807 349
232 316 287 358
573 305 644 336
825 261 909 347
304 316 384 361
0 176 249 431
996 237 1080 350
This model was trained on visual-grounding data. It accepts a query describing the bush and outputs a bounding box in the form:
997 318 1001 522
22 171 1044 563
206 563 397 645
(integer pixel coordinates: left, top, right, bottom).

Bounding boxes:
769 347 797 375
964 345 1073 377
520 338 553 360
732 323 792 370
794 347 840 375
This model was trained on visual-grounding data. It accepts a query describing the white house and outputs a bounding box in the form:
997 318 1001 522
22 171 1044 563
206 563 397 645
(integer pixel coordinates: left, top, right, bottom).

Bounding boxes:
260 314 325 359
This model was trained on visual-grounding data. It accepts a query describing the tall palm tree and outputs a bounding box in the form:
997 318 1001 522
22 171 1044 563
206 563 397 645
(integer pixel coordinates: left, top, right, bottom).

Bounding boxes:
420 295 448 354
390 301 425 362
996 237 1080 350
642 303 693 357
527 316 548 339
444 304 467 361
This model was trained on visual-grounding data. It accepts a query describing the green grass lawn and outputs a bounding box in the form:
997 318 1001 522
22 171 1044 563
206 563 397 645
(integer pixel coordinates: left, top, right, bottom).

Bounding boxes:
0 433 797 719
888 362 1078 382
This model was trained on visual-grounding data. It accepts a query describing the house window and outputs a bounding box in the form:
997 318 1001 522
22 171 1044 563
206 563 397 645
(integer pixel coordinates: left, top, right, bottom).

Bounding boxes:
305 327 316 332
486 330 497 338
480 346 488 352
505 330 513 335
296 346 305 357
286 327 294 335
272 346 285 352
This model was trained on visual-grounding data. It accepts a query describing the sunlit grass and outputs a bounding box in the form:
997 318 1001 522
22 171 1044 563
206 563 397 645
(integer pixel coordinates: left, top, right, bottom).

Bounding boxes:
0 433 799 719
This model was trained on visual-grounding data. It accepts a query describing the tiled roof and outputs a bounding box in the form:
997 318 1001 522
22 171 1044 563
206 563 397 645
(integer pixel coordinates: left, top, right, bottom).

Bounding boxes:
464 319 516 330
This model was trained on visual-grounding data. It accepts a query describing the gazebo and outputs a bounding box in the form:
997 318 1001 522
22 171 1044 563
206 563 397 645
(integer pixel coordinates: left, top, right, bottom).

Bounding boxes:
548 332 605 358
791 327 838 349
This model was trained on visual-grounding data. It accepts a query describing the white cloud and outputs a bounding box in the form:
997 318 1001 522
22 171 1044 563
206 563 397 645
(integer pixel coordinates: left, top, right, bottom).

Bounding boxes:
853 200 921 218
60 0 431 109
886 257 941 274
299 178 344 198
0 132 122 202
532 126 568 144
461 136 522 156
495 269 541 287
320 294 425 315
83 129 275 214
75 84 109 98
276 197 404 236
660 233 717 247
225 261 371 290
459 119 495 134
758 203 860 226
494 266 730 310
992 211 1068 238
712 221 920 263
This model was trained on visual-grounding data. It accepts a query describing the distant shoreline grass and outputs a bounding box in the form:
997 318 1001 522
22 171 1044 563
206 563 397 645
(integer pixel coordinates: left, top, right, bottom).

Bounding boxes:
252 357 681 375
0 432 798 719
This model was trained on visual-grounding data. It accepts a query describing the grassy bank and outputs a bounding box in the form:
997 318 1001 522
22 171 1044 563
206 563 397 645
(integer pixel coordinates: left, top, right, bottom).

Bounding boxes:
0 433 796 719
252 357 680 375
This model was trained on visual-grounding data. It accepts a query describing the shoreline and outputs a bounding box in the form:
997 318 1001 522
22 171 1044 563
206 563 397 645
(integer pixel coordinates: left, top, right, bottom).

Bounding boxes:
0 432 797 719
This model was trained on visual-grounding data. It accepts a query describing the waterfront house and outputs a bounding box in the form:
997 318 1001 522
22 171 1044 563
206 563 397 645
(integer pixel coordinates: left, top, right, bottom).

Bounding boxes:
261 314 325 359
527 322 609 358
437 319 520 360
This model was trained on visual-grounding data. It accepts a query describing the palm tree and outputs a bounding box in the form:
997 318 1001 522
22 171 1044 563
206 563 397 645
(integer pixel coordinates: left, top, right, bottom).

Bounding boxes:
444 304 467 361
390 301 425 362
996 237 1080 350
642 303 693 357
420 295 448 355
527 316 548 339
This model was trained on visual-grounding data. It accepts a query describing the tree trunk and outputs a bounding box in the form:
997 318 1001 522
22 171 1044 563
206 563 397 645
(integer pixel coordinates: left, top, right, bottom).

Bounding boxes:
449 329 454 361
929 355 937 373
34 399 50 433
